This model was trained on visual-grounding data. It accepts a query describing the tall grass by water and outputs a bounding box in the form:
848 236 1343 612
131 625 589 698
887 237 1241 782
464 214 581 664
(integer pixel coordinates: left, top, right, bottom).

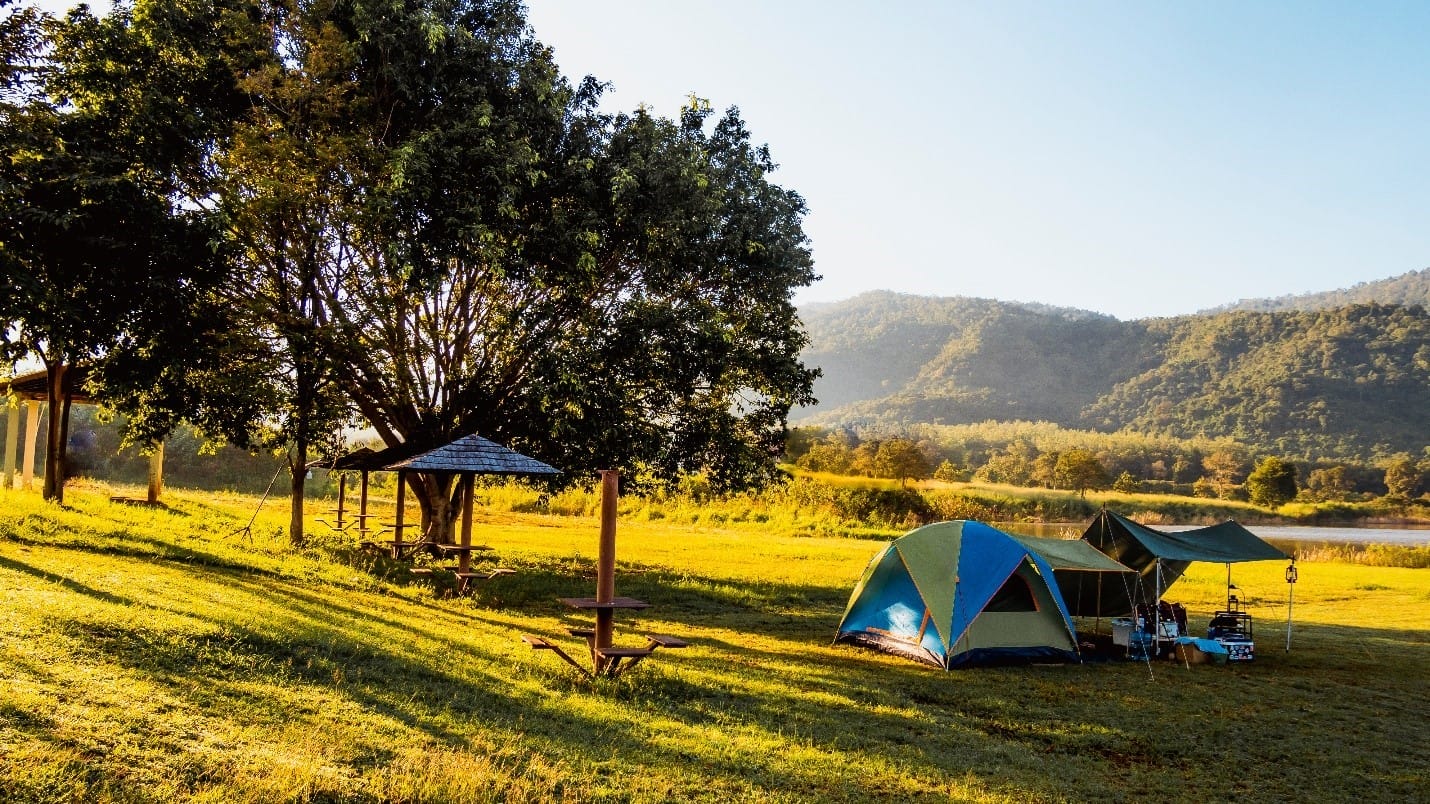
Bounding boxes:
1 479 1425 802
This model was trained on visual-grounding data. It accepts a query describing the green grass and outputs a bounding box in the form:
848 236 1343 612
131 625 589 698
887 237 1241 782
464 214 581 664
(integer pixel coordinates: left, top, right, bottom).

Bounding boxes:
1 480 1426 802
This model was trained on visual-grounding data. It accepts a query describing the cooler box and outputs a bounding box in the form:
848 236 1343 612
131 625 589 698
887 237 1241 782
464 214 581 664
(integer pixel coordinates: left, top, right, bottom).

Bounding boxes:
1216 637 1255 662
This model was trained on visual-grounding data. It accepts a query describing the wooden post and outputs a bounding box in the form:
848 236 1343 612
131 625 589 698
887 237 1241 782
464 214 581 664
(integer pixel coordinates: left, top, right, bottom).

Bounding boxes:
393 470 406 558
458 474 475 573
22 401 41 490
3 399 17 490
359 471 370 536
336 473 347 530
594 469 619 672
146 441 164 504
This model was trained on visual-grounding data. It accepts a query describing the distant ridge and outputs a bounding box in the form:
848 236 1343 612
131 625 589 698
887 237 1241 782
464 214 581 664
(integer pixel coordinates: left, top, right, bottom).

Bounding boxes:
1198 268 1429 314
795 273 1430 461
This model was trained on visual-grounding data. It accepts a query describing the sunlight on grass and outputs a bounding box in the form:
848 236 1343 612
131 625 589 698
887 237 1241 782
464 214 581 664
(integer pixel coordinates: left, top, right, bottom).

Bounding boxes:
1 483 1425 802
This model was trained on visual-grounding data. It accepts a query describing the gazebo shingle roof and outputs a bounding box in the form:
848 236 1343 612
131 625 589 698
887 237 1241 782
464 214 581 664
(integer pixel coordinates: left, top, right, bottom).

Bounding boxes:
384 434 560 476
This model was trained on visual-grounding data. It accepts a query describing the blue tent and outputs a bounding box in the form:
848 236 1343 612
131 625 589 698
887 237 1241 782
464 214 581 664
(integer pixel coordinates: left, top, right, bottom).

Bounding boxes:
834 521 1096 668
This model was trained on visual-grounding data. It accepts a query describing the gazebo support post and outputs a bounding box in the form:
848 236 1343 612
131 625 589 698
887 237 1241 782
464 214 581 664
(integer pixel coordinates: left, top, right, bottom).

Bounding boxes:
393 470 406 558
359 471 370 536
458 474 475 574
594 469 619 674
22 400 40 490
4 400 17 490
335 473 347 531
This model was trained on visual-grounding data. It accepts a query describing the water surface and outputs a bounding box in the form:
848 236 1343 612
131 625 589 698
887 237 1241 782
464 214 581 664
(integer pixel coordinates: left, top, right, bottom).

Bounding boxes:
997 521 1429 546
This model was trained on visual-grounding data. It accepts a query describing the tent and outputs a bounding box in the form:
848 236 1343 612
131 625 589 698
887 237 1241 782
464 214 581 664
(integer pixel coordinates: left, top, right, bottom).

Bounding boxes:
834 521 1124 668
1058 509 1288 618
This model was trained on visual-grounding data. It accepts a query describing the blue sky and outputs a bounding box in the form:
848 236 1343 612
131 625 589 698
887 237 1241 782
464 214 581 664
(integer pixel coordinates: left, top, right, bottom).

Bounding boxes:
30 1 1430 319
526 1 1430 319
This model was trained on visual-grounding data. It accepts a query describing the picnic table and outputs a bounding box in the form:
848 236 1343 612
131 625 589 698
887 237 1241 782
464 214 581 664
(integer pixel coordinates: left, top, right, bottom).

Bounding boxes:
523 471 687 679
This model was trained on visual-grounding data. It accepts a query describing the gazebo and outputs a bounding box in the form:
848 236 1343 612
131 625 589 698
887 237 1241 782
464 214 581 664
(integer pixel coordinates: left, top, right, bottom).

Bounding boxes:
319 434 559 568
2 367 165 502
382 434 560 568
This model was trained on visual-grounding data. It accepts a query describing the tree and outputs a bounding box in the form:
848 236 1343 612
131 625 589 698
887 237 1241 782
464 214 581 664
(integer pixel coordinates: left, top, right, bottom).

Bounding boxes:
213 1 817 541
1383 456 1423 500
1112 471 1138 494
871 438 930 486
1054 449 1110 498
0 2 242 502
973 448 1032 486
1201 445 1248 500
1246 456 1298 508
1030 451 1060 488
932 459 966 483
796 439 854 475
1305 465 1351 501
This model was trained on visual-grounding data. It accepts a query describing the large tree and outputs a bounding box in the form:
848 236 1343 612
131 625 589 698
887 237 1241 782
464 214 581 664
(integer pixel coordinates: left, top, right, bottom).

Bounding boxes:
1 0 283 503
218 0 817 541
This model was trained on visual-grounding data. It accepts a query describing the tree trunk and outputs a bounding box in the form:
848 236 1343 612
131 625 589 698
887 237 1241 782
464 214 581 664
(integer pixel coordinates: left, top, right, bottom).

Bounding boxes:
289 429 307 546
42 362 67 503
412 473 459 544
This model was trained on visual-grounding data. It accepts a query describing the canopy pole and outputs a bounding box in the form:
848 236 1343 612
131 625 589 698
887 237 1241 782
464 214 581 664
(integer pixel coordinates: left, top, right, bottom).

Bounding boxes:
1153 558 1162 653
1285 558 1298 651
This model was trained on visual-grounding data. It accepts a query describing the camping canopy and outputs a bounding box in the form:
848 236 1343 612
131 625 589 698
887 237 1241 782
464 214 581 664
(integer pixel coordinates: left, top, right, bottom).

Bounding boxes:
835 521 1083 669
1009 534 1138 573
1059 510 1287 617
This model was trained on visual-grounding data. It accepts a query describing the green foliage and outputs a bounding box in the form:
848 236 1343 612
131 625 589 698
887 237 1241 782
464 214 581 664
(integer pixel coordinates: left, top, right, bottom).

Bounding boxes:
795 438 855 475
205 1 817 502
0 2 250 500
1382 455 1424 499
868 437 931 485
1053 448 1109 498
1111 470 1138 494
1247 456 1299 508
932 459 967 483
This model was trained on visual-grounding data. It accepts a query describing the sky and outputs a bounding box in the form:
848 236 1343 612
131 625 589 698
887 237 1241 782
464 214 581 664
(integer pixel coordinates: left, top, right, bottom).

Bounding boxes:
29 1 1430 320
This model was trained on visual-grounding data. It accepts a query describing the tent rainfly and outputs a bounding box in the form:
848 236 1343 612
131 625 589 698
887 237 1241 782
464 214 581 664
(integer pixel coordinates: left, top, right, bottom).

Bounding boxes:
834 521 1113 669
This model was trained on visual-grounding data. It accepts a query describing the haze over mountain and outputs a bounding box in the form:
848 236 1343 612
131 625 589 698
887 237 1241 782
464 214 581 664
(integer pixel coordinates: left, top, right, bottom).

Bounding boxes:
796 271 1430 461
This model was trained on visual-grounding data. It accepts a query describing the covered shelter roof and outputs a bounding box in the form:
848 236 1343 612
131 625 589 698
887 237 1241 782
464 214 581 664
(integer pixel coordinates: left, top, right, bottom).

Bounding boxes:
384 434 560 476
3 366 95 404
307 441 432 472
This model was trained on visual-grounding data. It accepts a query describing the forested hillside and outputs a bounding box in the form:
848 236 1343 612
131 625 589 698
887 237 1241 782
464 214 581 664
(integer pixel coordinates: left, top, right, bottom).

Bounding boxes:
797 290 1430 461
1201 268 1430 314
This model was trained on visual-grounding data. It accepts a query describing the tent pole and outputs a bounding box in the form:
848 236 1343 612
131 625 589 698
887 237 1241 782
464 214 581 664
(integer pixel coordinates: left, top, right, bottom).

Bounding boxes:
1154 558 1162 655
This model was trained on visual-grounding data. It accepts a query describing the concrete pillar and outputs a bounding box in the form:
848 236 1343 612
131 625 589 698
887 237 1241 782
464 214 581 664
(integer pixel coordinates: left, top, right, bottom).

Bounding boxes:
146 441 164 503
21 401 41 490
3 399 17 490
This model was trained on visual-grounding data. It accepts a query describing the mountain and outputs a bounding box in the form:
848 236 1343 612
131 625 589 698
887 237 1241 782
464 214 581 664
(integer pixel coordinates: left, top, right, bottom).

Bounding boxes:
1199 268 1430 314
796 286 1430 461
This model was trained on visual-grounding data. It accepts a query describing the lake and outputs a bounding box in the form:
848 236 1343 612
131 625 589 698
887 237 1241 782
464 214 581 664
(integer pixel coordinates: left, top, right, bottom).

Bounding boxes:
998 521 1430 546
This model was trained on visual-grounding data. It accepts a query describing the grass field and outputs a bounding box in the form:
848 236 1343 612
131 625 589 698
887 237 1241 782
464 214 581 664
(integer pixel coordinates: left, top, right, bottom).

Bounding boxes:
1 482 1426 802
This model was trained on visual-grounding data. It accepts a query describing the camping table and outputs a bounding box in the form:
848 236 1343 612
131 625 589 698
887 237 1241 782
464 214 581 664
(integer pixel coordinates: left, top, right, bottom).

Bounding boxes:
524 473 686 679
559 597 654 674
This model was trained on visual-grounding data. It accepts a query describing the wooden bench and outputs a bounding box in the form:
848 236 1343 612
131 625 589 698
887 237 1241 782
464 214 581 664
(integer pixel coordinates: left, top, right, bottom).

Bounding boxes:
645 634 689 650
521 634 591 678
453 568 515 594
